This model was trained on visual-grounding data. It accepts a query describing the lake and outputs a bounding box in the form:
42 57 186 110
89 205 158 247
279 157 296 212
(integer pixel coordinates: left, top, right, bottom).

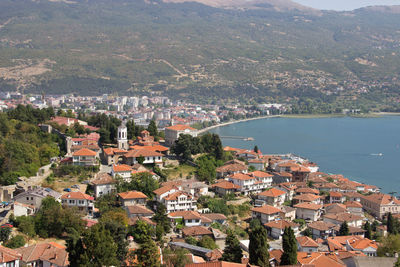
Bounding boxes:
209 116 400 193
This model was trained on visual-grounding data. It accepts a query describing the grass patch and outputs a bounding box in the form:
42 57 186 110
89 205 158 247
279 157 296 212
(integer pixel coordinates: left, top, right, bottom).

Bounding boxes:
163 164 197 180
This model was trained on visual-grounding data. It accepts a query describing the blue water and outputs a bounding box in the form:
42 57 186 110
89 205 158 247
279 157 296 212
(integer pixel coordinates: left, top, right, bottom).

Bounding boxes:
209 116 400 193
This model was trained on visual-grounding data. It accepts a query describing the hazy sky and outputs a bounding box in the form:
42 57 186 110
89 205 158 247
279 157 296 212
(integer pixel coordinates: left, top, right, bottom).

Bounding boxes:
293 0 400 11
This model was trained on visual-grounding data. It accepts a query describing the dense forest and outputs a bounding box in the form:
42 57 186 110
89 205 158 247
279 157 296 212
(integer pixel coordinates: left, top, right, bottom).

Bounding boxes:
0 105 61 185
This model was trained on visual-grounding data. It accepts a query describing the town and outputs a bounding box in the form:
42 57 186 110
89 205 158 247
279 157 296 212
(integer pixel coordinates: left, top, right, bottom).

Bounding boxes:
0 101 399 267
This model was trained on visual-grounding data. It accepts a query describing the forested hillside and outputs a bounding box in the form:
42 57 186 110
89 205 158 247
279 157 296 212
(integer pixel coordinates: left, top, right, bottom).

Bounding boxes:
0 0 399 107
0 106 60 185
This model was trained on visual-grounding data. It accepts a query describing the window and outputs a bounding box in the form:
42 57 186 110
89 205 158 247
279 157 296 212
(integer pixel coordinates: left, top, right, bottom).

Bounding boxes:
78 200 84 205
26 197 29 201
6 262 15 267
69 200 75 204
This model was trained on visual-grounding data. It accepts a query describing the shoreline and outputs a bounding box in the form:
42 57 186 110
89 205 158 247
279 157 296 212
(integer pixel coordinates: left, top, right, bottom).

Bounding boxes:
198 112 400 133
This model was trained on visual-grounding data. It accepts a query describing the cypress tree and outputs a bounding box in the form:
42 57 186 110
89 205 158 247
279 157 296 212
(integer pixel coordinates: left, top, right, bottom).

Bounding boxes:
339 221 350 236
135 237 161 267
222 230 243 263
249 225 270 267
254 145 259 153
387 212 398 235
364 221 372 239
281 226 298 265
147 120 158 137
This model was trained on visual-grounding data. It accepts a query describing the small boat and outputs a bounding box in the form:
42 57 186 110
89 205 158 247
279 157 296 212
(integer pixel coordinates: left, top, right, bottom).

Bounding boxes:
370 153 383 156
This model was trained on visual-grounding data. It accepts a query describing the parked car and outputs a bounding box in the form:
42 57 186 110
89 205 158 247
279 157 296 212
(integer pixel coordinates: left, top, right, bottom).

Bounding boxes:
71 185 80 189
63 188 71 192
1 224 13 228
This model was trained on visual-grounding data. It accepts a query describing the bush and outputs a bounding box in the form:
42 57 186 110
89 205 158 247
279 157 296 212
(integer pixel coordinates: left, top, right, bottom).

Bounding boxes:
4 235 25 248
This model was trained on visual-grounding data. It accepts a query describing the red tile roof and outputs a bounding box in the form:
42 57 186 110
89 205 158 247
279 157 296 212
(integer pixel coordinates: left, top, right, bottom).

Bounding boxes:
182 226 212 237
61 192 93 200
228 173 255 181
72 148 96 156
113 164 132 172
251 204 282 215
297 236 319 248
264 220 299 230
212 181 240 190
118 191 147 199
250 171 273 178
258 188 286 198
166 124 196 131
0 245 21 263
125 148 163 158
294 202 323 211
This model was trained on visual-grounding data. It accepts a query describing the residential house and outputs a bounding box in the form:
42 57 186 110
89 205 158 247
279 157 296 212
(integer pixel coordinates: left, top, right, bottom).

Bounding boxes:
296 187 320 195
344 201 364 216
118 191 147 206
111 164 133 180
264 220 299 239
13 187 61 215
182 226 213 239
297 252 345 267
91 172 116 198
13 202 36 217
250 170 273 189
360 193 400 219
328 236 378 257
201 214 227 225
292 193 322 205
153 185 179 203
165 124 198 146
216 160 248 178
124 148 164 167
16 242 69 267
72 148 98 166
125 205 154 218
255 188 286 207
323 212 364 228
280 205 296 221
61 192 94 215
276 182 297 201
272 172 293 184
228 173 257 195
324 203 348 215
168 211 203 227
332 225 366 237
211 181 240 196
307 221 336 240
0 245 21 267
156 190 197 213
251 205 282 224
248 159 265 170
343 192 363 202
103 147 128 166
317 183 340 192
329 192 346 204
294 202 323 221
296 236 319 252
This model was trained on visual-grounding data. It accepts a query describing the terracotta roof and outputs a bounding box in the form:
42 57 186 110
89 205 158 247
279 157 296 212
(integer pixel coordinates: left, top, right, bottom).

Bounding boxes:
347 238 378 250
16 243 68 267
228 173 255 181
61 192 93 200
325 203 347 214
294 202 323 211
163 191 194 201
168 211 202 220
293 194 321 202
307 221 336 231
258 188 286 198
166 124 196 131
113 164 132 172
129 217 157 226
91 172 115 185
72 148 96 156
125 148 163 158
0 245 21 263
118 191 147 200
250 171 273 178
185 261 257 267
205 249 223 261
216 164 247 173
153 185 177 196
182 226 212 237
125 205 154 215
251 204 282 215
212 181 240 190
296 187 320 195
297 236 319 248
324 212 363 223
361 193 400 205
297 252 345 267
327 236 363 251
330 191 343 198
201 213 227 221
269 249 283 264
264 220 299 230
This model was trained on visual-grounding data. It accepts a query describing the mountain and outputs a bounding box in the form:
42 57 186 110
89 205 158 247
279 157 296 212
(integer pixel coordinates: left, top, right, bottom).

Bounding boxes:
0 0 399 108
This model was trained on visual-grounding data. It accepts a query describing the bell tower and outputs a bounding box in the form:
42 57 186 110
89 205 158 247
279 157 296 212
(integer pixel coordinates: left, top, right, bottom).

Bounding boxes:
117 124 128 150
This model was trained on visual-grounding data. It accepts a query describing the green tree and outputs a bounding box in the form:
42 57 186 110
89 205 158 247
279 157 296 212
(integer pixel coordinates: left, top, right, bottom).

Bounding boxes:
339 221 350 236
4 235 25 248
0 227 11 242
67 224 119 267
198 235 218 249
196 155 217 183
387 213 398 235
128 220 155 244
364 221 372 239
254 145 259 153
153 203 170 234
137 155 145 165
102 221 129 263
147 120 158 137
377 234 400 257
281 227 298 265
135 237 160 267
249 224 270 267
119 172 159 198
395 256 400 267
222 230 243 263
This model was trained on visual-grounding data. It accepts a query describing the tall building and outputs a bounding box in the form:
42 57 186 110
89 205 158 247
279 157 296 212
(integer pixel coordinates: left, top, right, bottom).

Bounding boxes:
117 124 128 150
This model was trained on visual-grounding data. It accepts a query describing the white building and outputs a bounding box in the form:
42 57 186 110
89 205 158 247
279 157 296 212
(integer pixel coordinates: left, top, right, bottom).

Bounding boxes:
164 124 198 146
91 173 116 198
117 124 129 150
161 191 197 213
294 202 323 221
61 192 94 215
251 205 282 224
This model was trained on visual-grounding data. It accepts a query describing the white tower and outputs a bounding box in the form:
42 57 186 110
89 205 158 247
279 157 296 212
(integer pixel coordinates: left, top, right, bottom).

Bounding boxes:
117 124 128 150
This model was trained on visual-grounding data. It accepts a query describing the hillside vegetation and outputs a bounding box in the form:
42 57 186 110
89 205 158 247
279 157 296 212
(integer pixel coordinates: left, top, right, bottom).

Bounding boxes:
0 0 399 107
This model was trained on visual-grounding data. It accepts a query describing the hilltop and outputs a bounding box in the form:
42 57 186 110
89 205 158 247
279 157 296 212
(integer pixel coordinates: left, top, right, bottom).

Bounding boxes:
0 0 400 108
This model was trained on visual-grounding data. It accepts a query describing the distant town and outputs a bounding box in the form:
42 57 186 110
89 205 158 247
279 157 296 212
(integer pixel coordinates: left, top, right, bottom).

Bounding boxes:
0 92 399 267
